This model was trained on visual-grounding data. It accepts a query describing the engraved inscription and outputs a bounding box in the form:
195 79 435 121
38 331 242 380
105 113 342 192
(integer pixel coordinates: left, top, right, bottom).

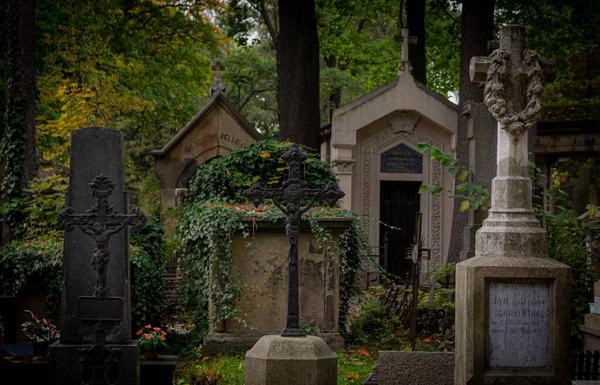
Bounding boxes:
380 144 422 173
184 133 248 154
488 283 549 368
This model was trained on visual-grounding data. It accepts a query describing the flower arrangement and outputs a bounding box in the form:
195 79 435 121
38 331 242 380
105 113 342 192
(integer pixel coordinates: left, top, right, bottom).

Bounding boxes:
21 310 59 342
136 324 167 352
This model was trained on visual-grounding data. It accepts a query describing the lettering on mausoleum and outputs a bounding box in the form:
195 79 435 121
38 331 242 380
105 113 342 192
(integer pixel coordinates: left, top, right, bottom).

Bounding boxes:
183 133 248 155
380 144 422 173
488 283 549 368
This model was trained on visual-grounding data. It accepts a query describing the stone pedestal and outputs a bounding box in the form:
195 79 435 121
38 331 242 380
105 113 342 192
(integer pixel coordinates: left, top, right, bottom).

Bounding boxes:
580 282 600 351
245 335 337 385
50 341 140 385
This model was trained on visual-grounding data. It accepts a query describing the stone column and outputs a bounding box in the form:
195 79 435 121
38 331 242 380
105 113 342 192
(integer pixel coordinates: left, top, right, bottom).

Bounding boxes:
332 159 355 211
454 26 571 385
459 102 497 261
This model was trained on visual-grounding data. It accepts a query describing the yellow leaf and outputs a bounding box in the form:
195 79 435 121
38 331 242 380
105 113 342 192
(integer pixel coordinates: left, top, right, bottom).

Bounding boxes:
346 372 359 380
202 356 210 361
259 151 271 158
459 200 470 212
423 336 433 343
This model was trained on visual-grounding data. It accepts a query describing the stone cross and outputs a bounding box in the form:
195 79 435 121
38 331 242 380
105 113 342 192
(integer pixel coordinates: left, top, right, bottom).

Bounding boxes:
399 27 417 75
243 144 345 337
51 127 143 385
211 61 226 96
59 174 146 298
470 25 555 179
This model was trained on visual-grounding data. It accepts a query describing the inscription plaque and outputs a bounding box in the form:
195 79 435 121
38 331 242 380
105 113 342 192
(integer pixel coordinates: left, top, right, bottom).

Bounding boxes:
488 283 549 368
78 296 123 322
380 144 422 173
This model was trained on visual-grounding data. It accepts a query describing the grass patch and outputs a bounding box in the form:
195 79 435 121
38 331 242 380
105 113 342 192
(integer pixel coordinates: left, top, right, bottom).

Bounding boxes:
174 349 376 385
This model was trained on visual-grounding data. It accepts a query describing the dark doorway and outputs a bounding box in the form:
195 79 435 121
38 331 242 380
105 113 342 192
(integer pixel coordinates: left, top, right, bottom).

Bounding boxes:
379 181 421 281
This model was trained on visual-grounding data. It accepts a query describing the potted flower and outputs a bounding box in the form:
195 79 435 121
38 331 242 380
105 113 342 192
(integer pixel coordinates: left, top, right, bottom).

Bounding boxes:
21 310 59 356
136 324 167 360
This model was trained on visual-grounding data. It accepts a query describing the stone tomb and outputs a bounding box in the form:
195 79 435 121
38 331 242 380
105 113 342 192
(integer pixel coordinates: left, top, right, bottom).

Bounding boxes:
151 81 261 232
203 217 351 355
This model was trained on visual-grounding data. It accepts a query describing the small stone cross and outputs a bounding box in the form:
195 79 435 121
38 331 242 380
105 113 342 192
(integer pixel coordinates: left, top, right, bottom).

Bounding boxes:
243 144 345 337
58 174 146 298
211 61 226 96
399 27 417 74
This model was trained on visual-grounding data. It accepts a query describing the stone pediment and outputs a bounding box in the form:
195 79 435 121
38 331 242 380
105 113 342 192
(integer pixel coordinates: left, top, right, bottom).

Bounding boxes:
332 73 457 147
150 91 261 160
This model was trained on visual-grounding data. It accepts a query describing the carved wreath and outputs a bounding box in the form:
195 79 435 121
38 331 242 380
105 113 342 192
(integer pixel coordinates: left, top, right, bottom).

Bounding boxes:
484 49 545 137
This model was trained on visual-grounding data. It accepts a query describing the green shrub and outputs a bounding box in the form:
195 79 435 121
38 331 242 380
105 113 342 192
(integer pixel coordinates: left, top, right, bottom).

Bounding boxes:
0 234 63 312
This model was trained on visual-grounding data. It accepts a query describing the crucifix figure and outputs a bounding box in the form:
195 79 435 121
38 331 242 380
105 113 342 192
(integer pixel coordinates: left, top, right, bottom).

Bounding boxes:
58 174 146 298
243 143 345 337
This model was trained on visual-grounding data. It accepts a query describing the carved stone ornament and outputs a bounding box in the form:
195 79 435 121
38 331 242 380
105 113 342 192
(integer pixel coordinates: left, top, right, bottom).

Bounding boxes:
332 160 355 174
484 49 544 137
391 111 419 134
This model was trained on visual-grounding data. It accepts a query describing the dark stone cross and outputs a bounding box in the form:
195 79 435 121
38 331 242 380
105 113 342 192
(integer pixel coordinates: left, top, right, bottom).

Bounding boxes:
59 174 146 299
243 143 345 337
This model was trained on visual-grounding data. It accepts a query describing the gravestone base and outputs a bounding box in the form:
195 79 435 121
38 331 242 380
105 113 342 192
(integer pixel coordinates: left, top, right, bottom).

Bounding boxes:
378 351 454 385
454 256 570 385
245 335 336 385
50 340 140 385
203 332 344 356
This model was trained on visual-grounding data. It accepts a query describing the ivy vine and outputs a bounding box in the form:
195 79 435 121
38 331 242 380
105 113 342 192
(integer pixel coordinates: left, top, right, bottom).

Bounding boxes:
176 140 371 339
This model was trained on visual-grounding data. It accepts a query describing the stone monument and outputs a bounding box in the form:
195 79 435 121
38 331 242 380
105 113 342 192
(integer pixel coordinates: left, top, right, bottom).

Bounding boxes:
243 144 344 385
50 126 146 385
454 26 571 385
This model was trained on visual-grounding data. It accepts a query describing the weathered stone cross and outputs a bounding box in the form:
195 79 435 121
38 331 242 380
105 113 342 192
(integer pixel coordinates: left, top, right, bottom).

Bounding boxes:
243 143 345 337
399 27 417 75
58 174 146 298
470 25 555 179
211 61 226 96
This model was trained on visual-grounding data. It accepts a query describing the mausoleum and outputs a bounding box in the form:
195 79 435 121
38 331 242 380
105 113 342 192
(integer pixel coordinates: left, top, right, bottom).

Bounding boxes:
325 32 458 281
151 65 261 230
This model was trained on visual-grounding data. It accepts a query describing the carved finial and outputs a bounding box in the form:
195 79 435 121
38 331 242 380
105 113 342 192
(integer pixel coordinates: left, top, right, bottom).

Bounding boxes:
211 62 226 96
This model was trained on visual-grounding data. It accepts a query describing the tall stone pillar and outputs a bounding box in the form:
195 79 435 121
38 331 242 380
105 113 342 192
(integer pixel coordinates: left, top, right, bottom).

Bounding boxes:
454 26 571 385
459 102 496 261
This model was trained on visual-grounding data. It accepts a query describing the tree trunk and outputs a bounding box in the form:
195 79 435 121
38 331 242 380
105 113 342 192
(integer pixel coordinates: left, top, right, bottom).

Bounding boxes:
406 0 426 85
446 0 495 263
325 54 341 123
276 0 321 154
3 0 37 241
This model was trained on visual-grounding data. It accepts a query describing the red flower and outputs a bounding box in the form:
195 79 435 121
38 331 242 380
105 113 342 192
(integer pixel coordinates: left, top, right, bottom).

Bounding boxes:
144 324 152 329
153 327 161 332
136 330 143 336
145 333 152 340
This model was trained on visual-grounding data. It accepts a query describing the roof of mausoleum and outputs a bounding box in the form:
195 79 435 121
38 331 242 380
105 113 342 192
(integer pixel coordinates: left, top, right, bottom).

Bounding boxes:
150 90 261 157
